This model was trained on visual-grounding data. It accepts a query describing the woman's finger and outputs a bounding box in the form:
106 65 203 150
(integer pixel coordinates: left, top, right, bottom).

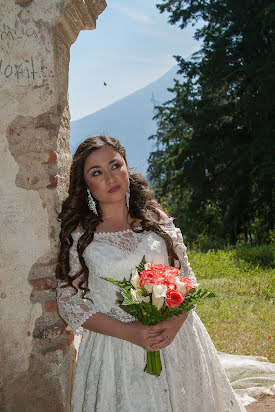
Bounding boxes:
148 332 172 346
150 335 171 350
147 329 164 337
149 323 167 332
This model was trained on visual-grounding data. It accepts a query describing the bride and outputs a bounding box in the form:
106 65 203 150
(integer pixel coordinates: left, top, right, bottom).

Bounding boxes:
56 135 245 412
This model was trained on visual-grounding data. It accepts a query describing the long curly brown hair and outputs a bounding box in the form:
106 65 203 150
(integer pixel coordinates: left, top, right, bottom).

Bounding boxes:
56 136 179 294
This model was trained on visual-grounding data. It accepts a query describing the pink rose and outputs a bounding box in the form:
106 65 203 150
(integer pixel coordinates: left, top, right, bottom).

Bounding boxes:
164 266 181 277
165 289 185 308
160 275 177 290
139 269 159 288
179 277 195 293
150 264 166 273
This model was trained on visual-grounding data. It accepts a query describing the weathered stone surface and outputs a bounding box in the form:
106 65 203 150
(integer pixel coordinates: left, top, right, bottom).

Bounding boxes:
33 320 65 339
14 0 33 4
0 0 106 410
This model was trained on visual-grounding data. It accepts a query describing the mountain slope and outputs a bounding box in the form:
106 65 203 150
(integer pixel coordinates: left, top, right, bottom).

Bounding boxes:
70 65 179 174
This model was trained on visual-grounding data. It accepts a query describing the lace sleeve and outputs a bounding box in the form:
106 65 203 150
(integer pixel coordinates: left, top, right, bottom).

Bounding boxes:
56 233 98 335
159 218 197 284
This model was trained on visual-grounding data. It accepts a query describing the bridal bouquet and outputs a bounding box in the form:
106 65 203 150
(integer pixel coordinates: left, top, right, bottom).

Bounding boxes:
103 256 215 377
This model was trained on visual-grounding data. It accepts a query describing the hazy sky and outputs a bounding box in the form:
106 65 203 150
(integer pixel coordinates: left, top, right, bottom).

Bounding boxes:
69 0 200 121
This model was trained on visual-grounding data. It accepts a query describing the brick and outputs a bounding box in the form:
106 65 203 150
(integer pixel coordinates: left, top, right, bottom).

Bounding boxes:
44 300 58 312
29 276 57 291
47 175 58 188
47 152 57 163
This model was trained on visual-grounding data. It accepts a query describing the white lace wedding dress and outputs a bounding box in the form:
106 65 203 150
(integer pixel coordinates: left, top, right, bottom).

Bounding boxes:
57 218 246 412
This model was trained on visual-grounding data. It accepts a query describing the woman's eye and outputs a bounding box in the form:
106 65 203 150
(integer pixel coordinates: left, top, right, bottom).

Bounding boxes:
92 170 101 177
112 163 121 170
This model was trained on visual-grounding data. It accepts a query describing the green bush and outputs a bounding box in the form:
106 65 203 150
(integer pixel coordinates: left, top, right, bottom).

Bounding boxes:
234 245 275 268
188 234 229 252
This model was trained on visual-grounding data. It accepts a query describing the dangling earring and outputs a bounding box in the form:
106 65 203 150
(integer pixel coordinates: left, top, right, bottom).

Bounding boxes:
87 188 98 215
126 187 130 210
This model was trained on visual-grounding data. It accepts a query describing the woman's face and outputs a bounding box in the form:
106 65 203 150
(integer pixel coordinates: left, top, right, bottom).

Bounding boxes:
83 146 129 206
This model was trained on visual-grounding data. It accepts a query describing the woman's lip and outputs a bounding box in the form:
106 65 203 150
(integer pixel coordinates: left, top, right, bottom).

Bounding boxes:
108 185 120 193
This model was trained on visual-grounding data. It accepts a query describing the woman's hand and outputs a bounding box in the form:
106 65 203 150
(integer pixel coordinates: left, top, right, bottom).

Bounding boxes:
125 320 164 352
148 313 188 351
125 313 188 351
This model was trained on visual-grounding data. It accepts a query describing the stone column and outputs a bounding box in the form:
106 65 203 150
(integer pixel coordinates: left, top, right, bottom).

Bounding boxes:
0 1 106 410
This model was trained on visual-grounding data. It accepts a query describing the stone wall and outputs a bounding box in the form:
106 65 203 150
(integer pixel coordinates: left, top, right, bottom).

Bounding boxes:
0 1 106 410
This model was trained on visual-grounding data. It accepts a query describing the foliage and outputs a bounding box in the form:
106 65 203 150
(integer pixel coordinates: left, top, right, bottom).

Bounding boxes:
234 244 275 268
117 287 215 325
149 0 274 245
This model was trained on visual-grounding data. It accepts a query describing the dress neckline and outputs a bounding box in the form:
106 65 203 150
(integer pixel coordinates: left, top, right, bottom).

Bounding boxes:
95 228 141 235
71 217 173 237
71 227 141 236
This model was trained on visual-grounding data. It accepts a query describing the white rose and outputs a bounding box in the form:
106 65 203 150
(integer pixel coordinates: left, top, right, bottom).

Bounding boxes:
130 288 150 303
152 284 167 310
144 282 154 293
175 278 188 295
130 269 140 289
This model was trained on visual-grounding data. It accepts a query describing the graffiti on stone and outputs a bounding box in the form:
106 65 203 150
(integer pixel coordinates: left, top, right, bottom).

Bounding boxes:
0 56 38 80
0 23 38 41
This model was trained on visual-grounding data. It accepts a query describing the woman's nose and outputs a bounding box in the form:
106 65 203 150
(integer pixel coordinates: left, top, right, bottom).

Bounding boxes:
105 170 115 183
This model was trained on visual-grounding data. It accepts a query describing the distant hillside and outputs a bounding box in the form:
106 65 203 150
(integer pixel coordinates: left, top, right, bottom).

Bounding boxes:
70 65 179 174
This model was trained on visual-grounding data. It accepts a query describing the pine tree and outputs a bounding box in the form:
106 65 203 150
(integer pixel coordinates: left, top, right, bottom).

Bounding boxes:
148 0 274 245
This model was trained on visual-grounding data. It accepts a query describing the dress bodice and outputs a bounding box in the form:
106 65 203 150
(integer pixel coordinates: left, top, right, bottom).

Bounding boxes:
83 229 169 279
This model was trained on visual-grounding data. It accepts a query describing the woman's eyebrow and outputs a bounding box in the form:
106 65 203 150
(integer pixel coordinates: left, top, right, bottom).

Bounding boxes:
87 158 118 173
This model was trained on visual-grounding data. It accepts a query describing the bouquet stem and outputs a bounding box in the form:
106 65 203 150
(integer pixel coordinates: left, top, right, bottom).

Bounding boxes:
145 351 162 376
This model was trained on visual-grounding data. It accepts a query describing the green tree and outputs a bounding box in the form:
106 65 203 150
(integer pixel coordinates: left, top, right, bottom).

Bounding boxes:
148 0 274 245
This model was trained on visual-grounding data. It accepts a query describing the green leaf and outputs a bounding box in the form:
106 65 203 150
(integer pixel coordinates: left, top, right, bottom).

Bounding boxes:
102 277 132 289
136 255 147 273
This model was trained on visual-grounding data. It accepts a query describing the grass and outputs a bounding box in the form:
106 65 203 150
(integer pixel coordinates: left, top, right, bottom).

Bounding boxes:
188 245 275 362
